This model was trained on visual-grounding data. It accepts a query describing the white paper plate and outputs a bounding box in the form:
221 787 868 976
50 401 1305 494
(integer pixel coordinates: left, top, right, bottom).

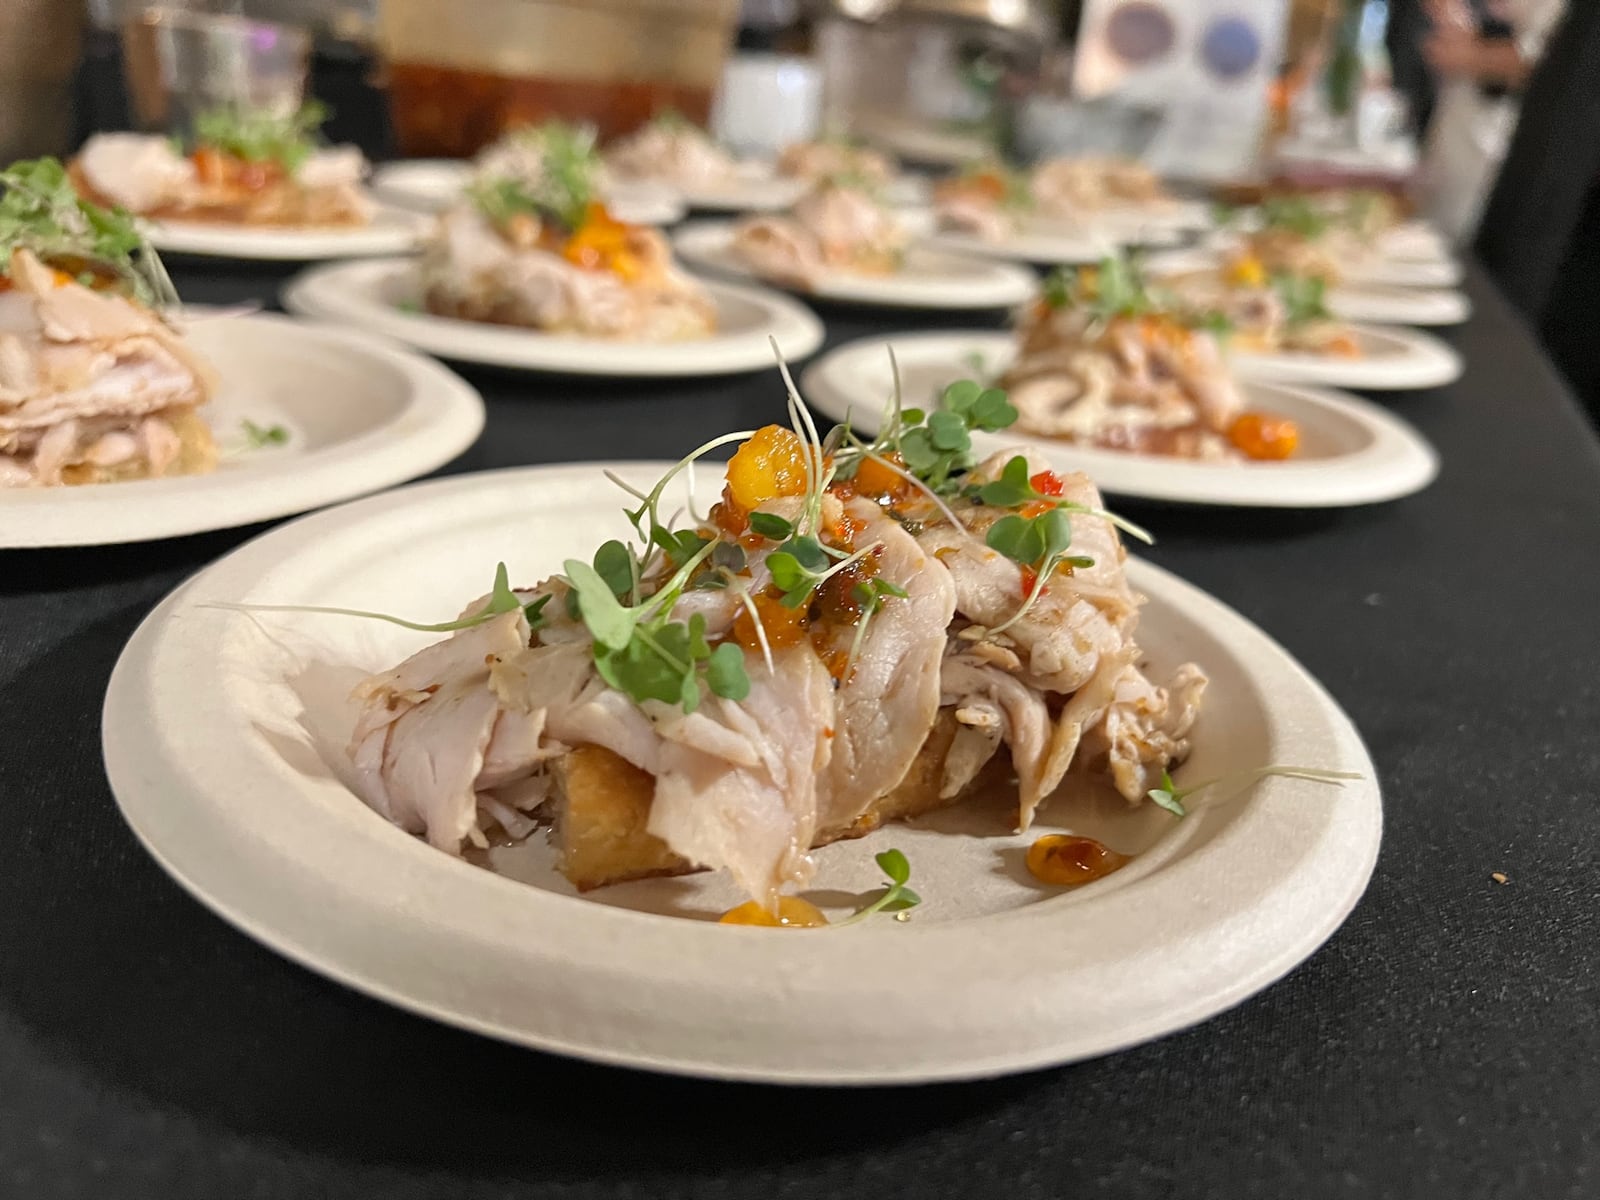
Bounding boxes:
1326 285 1469 326
1229 323 1463 390
1343 255 1463 290
103 462 1381 1083
672 220 1036 309
282 258 825 376
923 218 1185 266
802 331 1437 508
1199 229 1463 290
679 162 809 213
145 202 429 260
1 314 484 547
1143 248 1470 326
371 160 688 226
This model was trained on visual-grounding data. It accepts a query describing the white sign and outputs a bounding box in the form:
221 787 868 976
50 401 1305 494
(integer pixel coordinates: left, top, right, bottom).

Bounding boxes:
1073 0 1289 180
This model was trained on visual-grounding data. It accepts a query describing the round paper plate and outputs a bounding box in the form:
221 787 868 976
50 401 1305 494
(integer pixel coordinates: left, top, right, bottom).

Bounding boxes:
802 330 1438 508
1 314 484 548
371 160 687 226
923 218 1185 266
1228 323 1463 390
282 258 825 376
145 202 429 260
103 462 1381 1084
678 162 809 213
672 220 1037 309
1344 255 1463 290
1143 247 1470 326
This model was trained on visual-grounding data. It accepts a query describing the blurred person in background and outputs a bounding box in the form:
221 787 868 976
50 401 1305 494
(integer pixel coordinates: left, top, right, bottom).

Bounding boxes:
1416 0 1565 242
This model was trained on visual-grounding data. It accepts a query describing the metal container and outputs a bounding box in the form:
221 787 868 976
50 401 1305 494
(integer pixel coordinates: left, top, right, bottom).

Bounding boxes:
376 0 741 157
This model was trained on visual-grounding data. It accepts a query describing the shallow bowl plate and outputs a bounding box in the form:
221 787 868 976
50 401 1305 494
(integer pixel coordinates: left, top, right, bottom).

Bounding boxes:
673 220 1036 309
1 314 484 547
145 202 429 260
803 331 1439 507
103 462 1381 1083
282 258 824 376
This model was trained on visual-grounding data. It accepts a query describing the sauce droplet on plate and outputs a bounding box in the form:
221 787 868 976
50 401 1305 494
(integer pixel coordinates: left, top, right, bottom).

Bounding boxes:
1026 835 1130 887
719 897 830 928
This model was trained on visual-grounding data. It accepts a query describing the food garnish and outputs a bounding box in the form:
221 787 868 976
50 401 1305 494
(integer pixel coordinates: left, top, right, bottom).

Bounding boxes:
467 121 598 235
0 157 176 308
188 99 330 175
240 420 289 449
838 849 922 925
1146 765 1363 817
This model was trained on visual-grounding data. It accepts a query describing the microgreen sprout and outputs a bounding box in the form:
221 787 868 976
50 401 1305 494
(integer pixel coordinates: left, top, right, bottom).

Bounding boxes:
0 157 177 309
839 848 922 925
209 562 549 634
564 536 750 713
1042 254 1153 322
1147 765 1364 817
469 121 599 232
190 99 329 174
240 419 288 448
1273 271 1332 328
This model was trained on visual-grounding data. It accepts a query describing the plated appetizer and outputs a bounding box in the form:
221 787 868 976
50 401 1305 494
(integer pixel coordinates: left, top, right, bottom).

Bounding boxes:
1227 192 1405 286
71 101 371 228
605 111 738 190
1031 155 1171 215
933 162 1035 241
341 376 1205 912
1003 259 1299 461
1162 253 1361 357
934 156 1183 243
0 158 215 488
776 137 896 188
730 176 907 290
421 123 716 340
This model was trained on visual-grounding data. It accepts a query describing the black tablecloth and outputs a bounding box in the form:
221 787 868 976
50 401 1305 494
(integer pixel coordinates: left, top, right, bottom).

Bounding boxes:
2 262 1597 1200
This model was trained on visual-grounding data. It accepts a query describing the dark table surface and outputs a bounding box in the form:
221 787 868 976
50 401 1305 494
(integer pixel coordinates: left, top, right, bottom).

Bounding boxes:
2 259 1597 1200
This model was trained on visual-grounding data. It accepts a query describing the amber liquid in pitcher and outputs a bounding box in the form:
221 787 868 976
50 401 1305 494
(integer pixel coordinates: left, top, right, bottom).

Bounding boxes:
387 62 715 157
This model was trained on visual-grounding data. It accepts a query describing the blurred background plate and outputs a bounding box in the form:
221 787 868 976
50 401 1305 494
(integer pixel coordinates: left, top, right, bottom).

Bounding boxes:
802 329 1439 508
282 257 825 375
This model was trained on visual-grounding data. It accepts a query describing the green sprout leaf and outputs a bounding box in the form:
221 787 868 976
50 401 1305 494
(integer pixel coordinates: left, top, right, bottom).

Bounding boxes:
562 559 636 651
591 539 635 599
190 99 329 174
240 419 288 448
839 847 923 925
705 641 750 700
0 157 177 308
747 511 794 540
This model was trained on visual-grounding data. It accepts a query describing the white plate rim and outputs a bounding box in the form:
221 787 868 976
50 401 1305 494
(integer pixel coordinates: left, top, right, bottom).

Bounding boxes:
0 313 485 548
1229 322 1463 390
922 222 1183 265
281 258 826 376
1142 248 1471 327
672 220 1037 309
145 202 429 260
371 161 689 226
801 330 1439 508
369 159 471 212
103 462 1382 1085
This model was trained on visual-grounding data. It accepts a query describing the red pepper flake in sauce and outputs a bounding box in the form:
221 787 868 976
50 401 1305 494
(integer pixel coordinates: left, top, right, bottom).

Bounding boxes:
1025 835 1130 887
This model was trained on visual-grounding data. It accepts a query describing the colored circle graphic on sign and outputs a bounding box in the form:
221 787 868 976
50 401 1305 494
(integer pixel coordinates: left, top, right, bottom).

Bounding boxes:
1105 1 1177 66
1200 15 1263 79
